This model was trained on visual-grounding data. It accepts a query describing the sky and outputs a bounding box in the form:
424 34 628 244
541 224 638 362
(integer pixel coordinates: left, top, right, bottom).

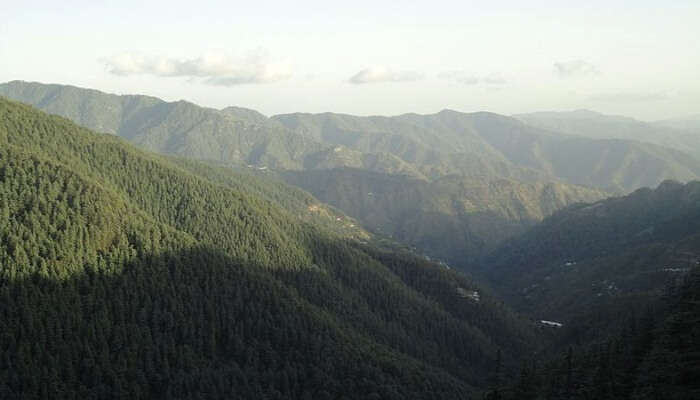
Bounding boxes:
1 1 699 120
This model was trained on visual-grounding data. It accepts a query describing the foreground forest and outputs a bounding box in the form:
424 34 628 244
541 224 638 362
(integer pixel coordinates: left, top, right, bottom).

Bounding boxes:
480 180 700 400
1 95 699 399
491 266 700 400
0 98 539 399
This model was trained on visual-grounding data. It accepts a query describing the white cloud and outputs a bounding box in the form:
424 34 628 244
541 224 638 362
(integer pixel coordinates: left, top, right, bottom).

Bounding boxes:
102 49 292 85
438 71 507 85
348 66 422 84
553 60 600 78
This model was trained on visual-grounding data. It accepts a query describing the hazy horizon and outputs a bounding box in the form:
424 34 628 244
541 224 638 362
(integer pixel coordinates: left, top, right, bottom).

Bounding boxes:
2 1 699 121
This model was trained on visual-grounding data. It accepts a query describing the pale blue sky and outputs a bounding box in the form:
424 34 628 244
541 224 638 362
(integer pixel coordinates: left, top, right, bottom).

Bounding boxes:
1 1 698 120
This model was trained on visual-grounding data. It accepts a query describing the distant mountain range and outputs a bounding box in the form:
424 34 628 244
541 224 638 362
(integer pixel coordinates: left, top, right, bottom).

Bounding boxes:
274 109 700 192
3 80 700 268
516 109 700 159
653 114 700 133
4 81 700 193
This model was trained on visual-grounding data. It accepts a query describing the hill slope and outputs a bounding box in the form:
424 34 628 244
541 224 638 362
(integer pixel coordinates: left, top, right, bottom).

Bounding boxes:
5 80 700 193
278 168 606 266
0 81 611 269
9 81 700 277
0 80 323 169
480 180 700 343
0 97 541 398
275 109 700 192
494 267 700 400
0 81 441 178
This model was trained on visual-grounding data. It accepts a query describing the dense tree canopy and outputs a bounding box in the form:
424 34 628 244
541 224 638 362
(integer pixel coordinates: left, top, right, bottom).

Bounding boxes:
0 98 536 399
2 95 698 399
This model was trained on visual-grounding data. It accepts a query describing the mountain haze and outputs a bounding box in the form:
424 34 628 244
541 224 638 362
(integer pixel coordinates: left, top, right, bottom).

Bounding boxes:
517 109 700 159
654 114 700 132
0 80 323 169
5 81 700 194
279 168 606 266
277 109 700 192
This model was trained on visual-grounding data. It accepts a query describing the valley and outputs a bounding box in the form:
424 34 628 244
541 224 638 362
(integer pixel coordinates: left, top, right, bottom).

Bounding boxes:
1 82 700 399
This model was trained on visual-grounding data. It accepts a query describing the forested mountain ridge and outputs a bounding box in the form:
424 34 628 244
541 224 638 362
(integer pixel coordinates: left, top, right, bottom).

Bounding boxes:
0 80 324 169
278 168 606 266
2 91 699 398
516 109 700 159
473 180 700 399
480 179 700 345
0 97 540 398
274 109 700 192
6 80 700 276
0 80 435 178
0 81 611 270
162 157 372 241
6 80 700 193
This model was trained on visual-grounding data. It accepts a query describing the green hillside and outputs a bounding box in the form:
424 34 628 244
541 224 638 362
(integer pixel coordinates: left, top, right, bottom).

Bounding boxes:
0 81 611 270
2 90 698 399
0 80 322 169
494 267 700 400
480 180 700 344
275 109 700 192
273 111 553 182
278 168 606 266
0 97 542 398
8 81 700 286
166 157 371 240
0 81 440 178
5 81 700 193
473 181 700 399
